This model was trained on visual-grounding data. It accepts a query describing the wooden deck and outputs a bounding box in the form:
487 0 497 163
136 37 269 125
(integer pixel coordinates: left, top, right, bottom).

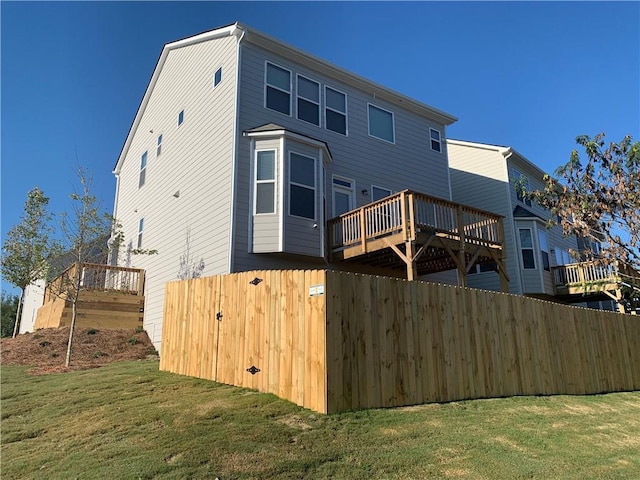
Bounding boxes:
328 190 508 288
35 263 146 330
553 260 640 313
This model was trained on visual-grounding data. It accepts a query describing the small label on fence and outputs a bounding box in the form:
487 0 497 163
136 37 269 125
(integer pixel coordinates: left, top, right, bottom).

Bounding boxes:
309 284 325 296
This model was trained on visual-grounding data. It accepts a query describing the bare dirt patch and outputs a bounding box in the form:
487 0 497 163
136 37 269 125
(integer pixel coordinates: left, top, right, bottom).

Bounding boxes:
1 327 157 374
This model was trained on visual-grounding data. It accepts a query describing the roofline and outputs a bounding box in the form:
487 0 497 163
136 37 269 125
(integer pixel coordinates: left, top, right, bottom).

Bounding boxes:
447 138 550 178
113 23 241 174
238 22 457 127
114 22 457 173
244 128 333 163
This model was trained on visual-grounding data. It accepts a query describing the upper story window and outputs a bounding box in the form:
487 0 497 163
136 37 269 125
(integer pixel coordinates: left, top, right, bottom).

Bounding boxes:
325 86 347 135
519 228 535 269
156 134 163 157
289 152 316 220
368 104 395 143
297 75 320 126
372 185 392 201
265 62 291 115
139 151 147 188
430 128 442 153
137 218 144 248
177 110 185 126
513 169 532 207
213 67 222 87
255 150 276 214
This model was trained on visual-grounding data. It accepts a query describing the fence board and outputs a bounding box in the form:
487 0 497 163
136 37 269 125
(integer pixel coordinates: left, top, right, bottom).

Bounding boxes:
162 269 640 414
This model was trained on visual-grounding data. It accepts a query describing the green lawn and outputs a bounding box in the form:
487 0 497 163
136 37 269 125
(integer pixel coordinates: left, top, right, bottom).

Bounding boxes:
2 360 639 479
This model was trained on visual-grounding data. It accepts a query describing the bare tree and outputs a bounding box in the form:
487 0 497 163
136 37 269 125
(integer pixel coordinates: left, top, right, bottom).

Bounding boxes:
177 227 205 280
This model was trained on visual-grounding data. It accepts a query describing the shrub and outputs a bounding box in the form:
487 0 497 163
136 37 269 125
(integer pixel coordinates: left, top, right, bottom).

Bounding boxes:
92 351 107 359
128 337 139 345
87 328 98 335
135 326 144 334
39 341 51 347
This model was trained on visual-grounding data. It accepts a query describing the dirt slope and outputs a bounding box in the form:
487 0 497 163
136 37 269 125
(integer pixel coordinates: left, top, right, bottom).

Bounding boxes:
1 327 157 374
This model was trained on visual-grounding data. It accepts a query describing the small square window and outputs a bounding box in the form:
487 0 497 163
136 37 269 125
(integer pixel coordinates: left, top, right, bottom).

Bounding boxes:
177 110 184 126
214 67 222 87
430 128 442 153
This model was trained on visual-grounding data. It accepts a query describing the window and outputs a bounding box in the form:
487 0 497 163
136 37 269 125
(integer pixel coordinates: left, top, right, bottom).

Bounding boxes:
213 67 222 87
538 230 550 271
137 218 144 249
325 86 347 135
519 228 535 269
265 62 291 115
156 134 163 157
368 104 394 143
513 169 532 207
555 248 573 266
430 128 442 152
289 152 315 219
297 75 320 126
177 110 184 126
139 151 147 188
255 150 276 214
479 261 498 273
372 185 392 201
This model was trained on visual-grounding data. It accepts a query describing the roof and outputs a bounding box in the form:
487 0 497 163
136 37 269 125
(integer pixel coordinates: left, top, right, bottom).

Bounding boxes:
243 123 333 162
447 138 550 179
114 22 457 173
513 205 546 221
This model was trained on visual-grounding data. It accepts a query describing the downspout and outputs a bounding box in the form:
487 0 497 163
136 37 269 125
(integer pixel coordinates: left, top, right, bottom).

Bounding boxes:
227 24 246 274
502 148 524 294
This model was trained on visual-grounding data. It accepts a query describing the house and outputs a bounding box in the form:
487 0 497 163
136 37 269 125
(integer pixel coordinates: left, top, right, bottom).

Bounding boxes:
111 23 507 348
447 139 634 311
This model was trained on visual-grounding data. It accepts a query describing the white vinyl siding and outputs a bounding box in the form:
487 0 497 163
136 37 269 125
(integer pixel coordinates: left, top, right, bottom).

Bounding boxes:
368 103 395 143
296 75 320 126
265 62 291 115
114 34 238 348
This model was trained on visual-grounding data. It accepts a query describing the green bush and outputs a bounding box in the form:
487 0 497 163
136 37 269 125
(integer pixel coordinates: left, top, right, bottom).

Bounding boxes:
128 337 139 345
39 341 51 348
87 328 98 335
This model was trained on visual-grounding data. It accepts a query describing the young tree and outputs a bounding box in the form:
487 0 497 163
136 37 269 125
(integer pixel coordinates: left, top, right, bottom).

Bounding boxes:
1 291 20 338
523 133 640 269
53 167 115 367
1 187 55 337
177 227 205 280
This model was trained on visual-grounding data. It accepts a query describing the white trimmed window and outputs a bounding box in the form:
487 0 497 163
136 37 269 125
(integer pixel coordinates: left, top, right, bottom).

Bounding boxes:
332 176 355 217
254 150 276 214
213 67 222 87
297 75 320 126
372 185 392 201
430 128 442 153
139 151 147 188
289 152 316 220
177 110 184 126
368 104 395 143
519 228 535 269
265 62 291 115
137 218 144 248
156 134 163 157
325 86 347 135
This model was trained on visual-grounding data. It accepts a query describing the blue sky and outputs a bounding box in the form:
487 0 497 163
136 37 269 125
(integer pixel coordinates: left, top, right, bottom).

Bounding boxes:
2 1 639 292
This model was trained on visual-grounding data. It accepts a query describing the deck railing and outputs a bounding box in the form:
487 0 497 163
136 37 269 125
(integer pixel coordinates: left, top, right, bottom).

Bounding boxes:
44 263 145 302
553 260 640 290
328 190 503 254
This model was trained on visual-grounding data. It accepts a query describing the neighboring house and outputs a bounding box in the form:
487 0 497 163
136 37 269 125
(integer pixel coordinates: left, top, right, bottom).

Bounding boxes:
112 23 509 348
447 139 620 310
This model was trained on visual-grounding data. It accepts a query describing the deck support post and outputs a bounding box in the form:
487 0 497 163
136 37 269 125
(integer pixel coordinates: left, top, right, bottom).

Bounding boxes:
406 241 417 281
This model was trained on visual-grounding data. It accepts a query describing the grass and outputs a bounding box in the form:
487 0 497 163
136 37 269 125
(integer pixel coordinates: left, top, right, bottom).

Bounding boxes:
1 360 639 479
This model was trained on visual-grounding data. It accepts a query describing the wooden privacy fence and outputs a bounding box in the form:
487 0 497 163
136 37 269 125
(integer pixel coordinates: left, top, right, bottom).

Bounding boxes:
160 270 640 414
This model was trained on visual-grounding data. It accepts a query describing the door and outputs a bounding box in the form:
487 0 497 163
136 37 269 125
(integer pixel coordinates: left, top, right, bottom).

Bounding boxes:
332 176 355 217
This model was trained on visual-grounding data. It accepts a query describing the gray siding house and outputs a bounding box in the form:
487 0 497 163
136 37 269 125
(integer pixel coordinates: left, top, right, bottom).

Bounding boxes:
113 23 467 347
447 139 618 311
